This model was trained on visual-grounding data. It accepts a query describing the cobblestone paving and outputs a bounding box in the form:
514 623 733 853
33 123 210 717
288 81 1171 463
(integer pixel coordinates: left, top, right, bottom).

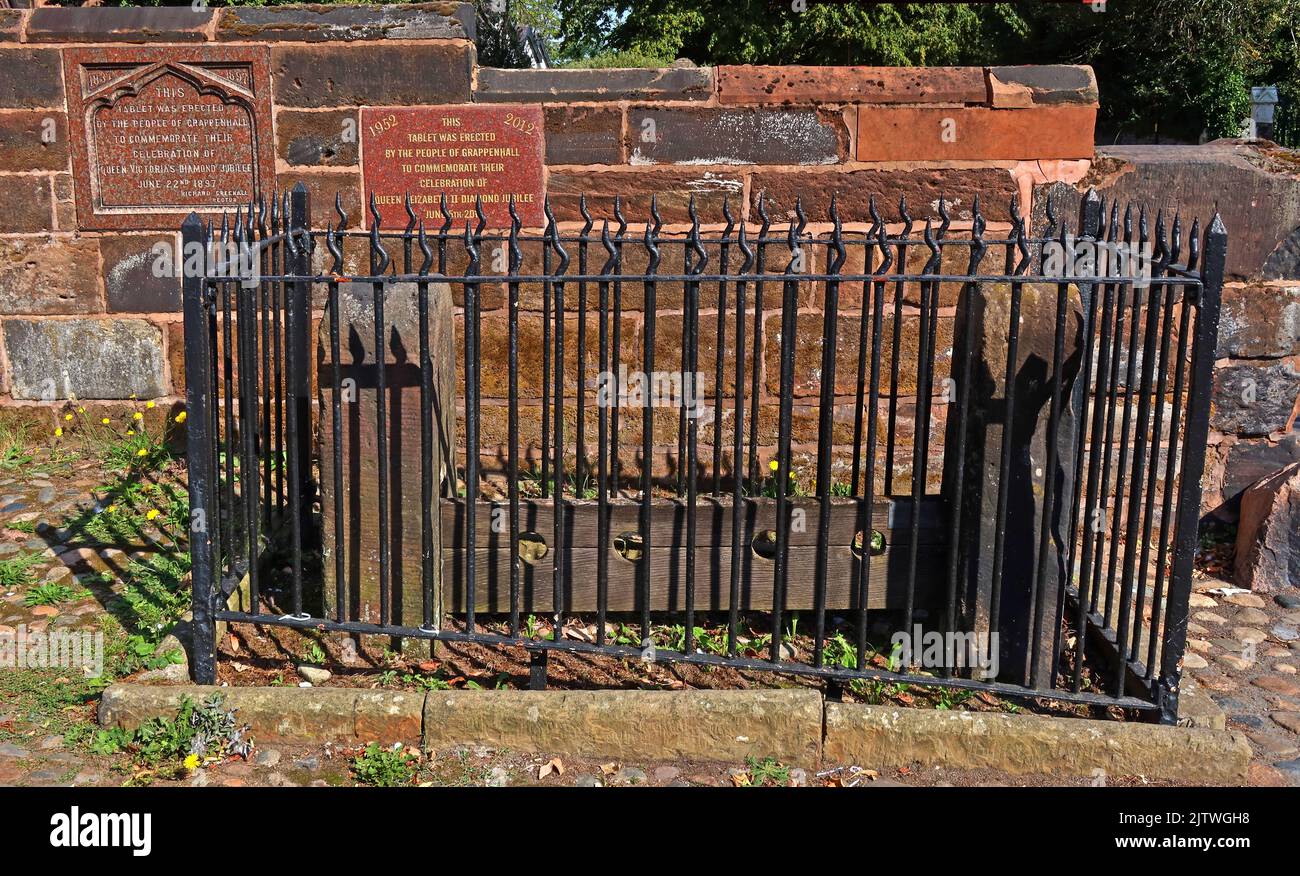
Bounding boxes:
1182 575 1300 786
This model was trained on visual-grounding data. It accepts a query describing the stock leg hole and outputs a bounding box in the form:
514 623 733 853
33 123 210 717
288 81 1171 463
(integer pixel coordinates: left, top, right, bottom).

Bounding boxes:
613 531 643 562
751 529 778 561
518 531 548 565
851 529 887 559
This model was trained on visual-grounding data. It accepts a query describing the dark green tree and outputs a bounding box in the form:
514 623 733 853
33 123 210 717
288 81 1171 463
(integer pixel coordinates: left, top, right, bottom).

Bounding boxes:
1011 0 1300 143
553 1 1025 67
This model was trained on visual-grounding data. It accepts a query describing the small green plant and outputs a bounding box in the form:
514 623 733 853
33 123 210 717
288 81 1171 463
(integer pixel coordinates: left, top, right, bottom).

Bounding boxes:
130 694 253 776
0 552 45 589
658 623 729 655
609 622 640 646
0 425 34 472
351 742 419 787
739 755 790 787
301 641 327 666
62 724 133 756
822 633 858 670
886 639 904 672
24 581 79 607
117 634 184 675
402 672 451 691
517 466 598 500
934 688 974 711
6 519 37 534
118 552 190 637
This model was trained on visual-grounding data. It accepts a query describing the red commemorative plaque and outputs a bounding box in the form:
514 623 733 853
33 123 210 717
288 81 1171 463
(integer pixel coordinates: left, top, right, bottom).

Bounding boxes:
361 105 545 229
63 46 274 231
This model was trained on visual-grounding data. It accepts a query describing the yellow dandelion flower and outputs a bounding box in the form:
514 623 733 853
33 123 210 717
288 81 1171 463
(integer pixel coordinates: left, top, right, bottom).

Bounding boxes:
183 753 200 771
126 430 135 436
101 418 111 425
133 412 143 421
77 406 85 414
107 505 117 513
136 448 148 457
54 427 63 437
768 459 780 472
175 412 187 424
146 401 156 409
146 509 160 521
63 413 73 421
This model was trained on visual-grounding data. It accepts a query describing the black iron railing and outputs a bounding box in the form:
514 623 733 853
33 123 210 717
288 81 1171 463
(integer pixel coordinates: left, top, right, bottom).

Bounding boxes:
181 182 1225 723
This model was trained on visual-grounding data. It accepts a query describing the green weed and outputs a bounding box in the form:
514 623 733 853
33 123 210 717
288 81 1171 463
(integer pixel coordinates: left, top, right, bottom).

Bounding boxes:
351 742 419 787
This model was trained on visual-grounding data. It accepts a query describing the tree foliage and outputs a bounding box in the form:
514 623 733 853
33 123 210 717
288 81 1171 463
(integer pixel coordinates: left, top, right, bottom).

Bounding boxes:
537 0 1300 144
551 1 1025 67
1011 0 1300 143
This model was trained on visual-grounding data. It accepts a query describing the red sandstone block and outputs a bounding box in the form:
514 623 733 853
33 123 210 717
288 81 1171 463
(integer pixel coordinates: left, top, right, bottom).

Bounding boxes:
276 171 362 229
856 105 1095 161
0 48 64 109
272 42 473 108
0 175 54 233
546 169 745 224
718 65 988 106
0 10 21 43
0 110 68 173
26 7 212 43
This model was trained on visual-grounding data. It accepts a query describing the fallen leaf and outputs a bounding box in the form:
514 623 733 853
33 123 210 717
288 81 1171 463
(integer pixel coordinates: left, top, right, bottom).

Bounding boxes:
539 757 565 780
232 662 247 673
417 660 440 673
599 762 617 775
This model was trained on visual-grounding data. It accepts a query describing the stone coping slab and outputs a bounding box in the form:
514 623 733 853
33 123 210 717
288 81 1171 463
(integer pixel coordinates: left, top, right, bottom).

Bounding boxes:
824 701 1249 784
100 683 1245 782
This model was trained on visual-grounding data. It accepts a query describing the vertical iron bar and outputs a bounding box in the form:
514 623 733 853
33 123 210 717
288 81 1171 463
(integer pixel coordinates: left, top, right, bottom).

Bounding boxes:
729 225 753 656
714 199 734 497
182 213 217 683
747 198 769 487
769 223 800 665
548 202 569 641
640 208 660 647
813 199 845 666
1158 214 1225 724
464 219 482 634
507 203 523 637
369 198 391 627
856 223 890 669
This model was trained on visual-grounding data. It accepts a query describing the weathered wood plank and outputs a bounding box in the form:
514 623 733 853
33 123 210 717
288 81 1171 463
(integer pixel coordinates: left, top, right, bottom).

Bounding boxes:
442 544 941 613
440 496 944 549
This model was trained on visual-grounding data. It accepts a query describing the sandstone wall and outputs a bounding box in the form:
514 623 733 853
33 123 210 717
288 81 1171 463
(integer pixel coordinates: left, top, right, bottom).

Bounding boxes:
0 4 1287 529
1041 142 1300 517
0 4 1095 470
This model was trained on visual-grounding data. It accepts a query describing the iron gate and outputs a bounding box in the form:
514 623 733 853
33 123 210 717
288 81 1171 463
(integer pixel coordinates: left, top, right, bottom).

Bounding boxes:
181 182 1225 723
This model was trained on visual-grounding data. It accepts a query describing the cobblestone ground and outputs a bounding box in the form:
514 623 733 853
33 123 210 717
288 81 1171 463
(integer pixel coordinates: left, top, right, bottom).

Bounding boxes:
1182 576 1300 786
0 423 1296 787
